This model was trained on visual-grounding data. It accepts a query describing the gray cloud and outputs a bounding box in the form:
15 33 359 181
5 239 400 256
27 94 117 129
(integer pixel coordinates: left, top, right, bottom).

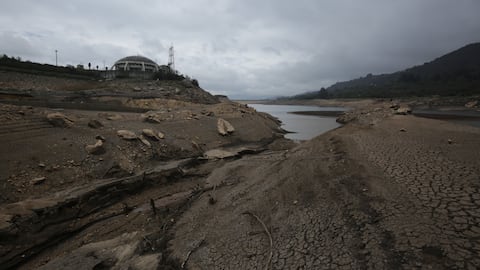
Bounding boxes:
1 0 479 98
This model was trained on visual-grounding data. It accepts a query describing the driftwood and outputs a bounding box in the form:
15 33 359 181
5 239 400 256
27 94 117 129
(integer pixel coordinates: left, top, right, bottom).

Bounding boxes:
242 211 273 270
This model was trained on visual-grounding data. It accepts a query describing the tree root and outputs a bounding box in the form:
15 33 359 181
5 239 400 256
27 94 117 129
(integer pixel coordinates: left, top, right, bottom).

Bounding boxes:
242 211 273 270
181 238 205 269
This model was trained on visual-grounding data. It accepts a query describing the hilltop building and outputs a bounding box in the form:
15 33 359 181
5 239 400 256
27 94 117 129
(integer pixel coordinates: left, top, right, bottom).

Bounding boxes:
113 55 159 72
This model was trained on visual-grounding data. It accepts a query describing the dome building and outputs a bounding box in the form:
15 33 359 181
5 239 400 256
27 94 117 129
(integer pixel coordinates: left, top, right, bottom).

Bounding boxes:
113 55 159 72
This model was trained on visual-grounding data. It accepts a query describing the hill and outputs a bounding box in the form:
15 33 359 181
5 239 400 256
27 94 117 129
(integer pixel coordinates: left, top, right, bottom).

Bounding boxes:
289 42 480 99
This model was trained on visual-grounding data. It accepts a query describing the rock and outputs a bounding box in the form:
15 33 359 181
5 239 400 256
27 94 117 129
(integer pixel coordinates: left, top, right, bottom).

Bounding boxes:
30 177 46 185
390 103 400 110
336 112 356 124
38 163 46 168
157 132 165 139
448 138 454 144
106 114 122 121
133 86 142 92
141 111 163 123
95 135 106 141
85 140 105 155
204 149 236 159
88 119 103 129
400 128 406 132
117 130 137 140
142 129 159 140
465 100 478 108
36 232 162 270
139 135 151 147
46 112 74 127
394 106 412 115
217 118 235 136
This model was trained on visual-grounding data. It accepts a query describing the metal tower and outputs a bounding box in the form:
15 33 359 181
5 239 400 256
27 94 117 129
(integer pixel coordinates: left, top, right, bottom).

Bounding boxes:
168 45 175 72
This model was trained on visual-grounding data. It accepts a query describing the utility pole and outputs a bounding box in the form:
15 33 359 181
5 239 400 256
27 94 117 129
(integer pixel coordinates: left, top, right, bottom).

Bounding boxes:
55 50 58 66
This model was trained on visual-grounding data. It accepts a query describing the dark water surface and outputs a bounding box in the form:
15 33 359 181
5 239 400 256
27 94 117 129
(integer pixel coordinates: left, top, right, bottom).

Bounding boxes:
249 104 345 140
413 109 480 128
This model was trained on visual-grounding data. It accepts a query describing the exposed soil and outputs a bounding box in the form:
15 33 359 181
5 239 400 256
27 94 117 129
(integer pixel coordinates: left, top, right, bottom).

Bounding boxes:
1 72 480 269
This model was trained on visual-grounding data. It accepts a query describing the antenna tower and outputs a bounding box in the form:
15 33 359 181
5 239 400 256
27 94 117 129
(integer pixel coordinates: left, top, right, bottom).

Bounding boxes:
168 45 175 72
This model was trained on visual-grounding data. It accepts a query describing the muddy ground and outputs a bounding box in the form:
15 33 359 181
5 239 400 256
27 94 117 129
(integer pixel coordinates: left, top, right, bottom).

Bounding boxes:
1 72 480 269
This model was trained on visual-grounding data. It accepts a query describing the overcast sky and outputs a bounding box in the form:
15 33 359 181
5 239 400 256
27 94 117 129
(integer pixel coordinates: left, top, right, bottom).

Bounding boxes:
1 0 479 99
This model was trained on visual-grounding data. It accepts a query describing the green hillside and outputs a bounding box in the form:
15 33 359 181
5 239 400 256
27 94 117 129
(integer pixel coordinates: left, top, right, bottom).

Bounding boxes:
290 43 480 99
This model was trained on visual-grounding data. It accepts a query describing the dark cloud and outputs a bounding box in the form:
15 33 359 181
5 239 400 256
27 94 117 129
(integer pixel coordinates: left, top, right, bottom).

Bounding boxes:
0 0 479 98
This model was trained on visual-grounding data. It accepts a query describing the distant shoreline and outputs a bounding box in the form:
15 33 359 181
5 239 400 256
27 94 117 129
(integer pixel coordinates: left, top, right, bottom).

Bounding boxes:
288 110 344 117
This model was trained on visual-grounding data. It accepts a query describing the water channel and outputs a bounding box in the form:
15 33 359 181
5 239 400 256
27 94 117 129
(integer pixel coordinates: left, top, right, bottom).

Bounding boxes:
248 104 345 141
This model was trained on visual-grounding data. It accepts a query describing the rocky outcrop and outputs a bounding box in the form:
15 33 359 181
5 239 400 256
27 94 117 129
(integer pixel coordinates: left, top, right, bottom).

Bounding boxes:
217 118 235 136
46 112 74 127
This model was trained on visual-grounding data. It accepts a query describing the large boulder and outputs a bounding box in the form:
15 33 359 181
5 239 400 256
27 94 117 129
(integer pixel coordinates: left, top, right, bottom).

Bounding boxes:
217 118 235 136
46 113 74 128
117 130 137 140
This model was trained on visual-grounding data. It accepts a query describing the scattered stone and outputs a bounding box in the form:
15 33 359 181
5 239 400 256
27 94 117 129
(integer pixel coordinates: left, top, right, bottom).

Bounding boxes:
85 140 105 155
133 86 142 92
46 112 74 128
394 107 412 115
30 177 46 185
448 139 454 144
117 130 137 140
217 118 235 136
465 100 478 108
38 163 46 168
139 135 151 148
88 120 103 129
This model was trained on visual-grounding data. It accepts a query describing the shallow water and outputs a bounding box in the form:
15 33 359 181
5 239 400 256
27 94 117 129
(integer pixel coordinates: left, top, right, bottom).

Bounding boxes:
249 104 344 140
413 109 480 128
